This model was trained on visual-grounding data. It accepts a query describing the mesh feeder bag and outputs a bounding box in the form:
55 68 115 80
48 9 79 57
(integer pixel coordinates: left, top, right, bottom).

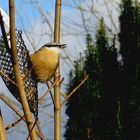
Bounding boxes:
0 30 38 117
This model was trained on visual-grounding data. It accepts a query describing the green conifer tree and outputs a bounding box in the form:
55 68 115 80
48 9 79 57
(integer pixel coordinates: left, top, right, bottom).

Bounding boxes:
94 19 119 140
64 33 95 140
118 0 140 139
65 19 119 140
64 55 86 140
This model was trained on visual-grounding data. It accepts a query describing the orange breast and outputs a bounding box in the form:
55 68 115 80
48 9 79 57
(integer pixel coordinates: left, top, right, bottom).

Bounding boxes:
30 48 59 82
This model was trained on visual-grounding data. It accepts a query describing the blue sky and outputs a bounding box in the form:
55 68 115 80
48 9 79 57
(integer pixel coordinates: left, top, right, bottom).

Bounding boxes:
0 0 56 29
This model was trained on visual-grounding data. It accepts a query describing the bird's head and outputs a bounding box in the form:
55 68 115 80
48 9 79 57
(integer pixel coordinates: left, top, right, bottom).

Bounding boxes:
41 42 67 51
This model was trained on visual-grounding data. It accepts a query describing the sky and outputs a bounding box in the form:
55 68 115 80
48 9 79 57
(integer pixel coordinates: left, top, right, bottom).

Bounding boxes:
0 0 55 29
0 0 120 139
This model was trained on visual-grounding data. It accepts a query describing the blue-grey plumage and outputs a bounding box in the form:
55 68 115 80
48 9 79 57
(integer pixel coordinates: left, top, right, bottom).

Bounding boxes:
30 43 66 83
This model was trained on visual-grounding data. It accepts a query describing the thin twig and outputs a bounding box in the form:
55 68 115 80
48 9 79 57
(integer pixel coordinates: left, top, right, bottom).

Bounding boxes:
38 76 60 104
34 0 53 40
0 95 45 140
59 77 67 98
0 109 6 140
26 118 38 140
61 75 89 106
60 91 67 98
2 77 59 133
60 77 64 85
46 82 56 108
6 117 22 130
0 95 25 120
36 120 46 140
3 77 60 137
0 70 17 86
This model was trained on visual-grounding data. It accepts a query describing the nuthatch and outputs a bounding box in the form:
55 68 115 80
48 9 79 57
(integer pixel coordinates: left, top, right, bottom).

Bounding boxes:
30 43 66 83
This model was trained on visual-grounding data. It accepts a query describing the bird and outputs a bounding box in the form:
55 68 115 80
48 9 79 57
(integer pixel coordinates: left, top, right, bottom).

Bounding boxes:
30 42 66 83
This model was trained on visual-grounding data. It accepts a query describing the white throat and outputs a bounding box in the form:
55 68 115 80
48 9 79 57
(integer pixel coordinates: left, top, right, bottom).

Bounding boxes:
49 47 60 53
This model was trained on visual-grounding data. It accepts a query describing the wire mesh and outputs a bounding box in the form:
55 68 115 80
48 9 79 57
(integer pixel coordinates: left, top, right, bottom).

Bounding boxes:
0 30 38 117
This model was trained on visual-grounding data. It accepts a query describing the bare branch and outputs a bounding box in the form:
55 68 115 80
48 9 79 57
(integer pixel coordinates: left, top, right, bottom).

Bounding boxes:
9 1 37 139
36 120 46 140
46 82 56 108
0 95 45 140
38 76 60 104
0 70 17 86
5 117 22 130
61 75 89 106
34 0 53 41
0 109 6 140
54 0 62 139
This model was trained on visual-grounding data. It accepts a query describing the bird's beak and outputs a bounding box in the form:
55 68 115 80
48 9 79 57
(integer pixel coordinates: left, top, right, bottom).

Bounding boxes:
58 44 67 49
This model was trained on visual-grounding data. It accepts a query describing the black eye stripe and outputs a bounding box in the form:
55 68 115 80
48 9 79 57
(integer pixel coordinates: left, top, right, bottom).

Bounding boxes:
44 45 60 47
42 44 66 48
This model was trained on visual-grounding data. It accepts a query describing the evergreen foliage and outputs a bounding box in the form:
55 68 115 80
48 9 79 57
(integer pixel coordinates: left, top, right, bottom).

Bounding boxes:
64 19 119 140
118 0 140 139
93 19 119 140
65 0 140 139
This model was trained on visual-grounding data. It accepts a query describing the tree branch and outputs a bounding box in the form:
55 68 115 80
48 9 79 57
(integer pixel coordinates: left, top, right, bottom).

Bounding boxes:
61 75 88 106
9 1 36 139
0 109 6 140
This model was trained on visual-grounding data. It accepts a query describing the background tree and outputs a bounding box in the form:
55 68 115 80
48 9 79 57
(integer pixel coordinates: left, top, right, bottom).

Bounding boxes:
64 32 96 140
93 19 119 140
118 0 140 139
64 56 85 139
65 19 119 140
